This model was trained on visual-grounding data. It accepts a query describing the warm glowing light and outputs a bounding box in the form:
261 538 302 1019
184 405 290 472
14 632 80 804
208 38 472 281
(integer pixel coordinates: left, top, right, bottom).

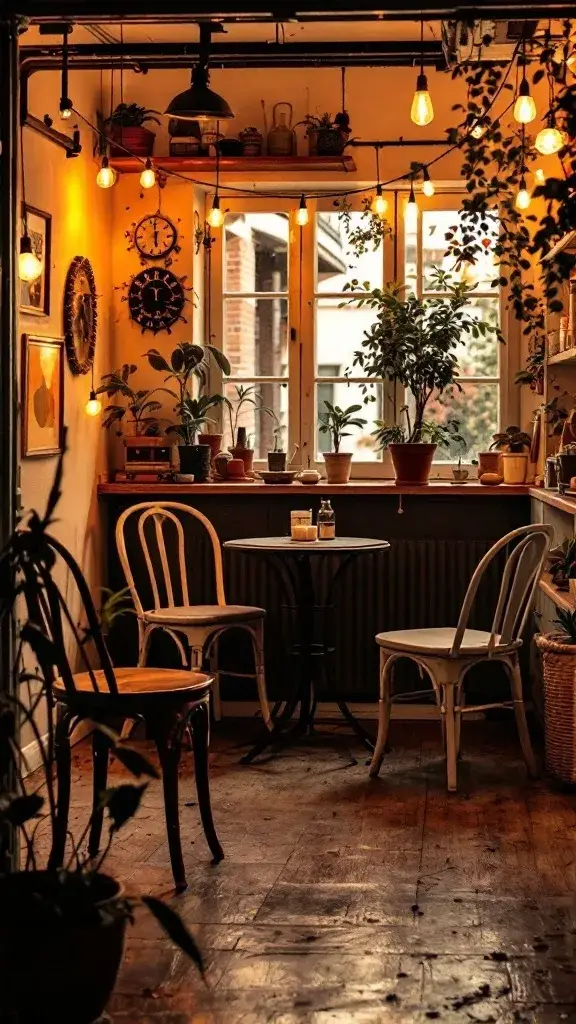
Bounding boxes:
421 168 435 197
18 236 42 282
140 158 156 189
534 167 547 185
471 124 485 139
534 125 567 156
207 195 225 228
85 390 102 417
296 195 309 227
370 187 388 217
513 80 537 125
59 105 73 120
405 185 419 233
515 179 532 211
96 156 116 189
410 73 434 126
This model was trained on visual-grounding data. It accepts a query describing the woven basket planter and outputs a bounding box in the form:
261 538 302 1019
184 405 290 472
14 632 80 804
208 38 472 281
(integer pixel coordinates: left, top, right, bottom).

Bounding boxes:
536 632 576 783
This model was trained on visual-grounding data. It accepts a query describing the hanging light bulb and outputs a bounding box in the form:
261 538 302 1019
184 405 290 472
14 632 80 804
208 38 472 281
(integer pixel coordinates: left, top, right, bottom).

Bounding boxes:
471 123 485 139
96 155 116 189
515 177 532 211
371 185 388 218
59 98 73 120
207 194 224 228
139 158 156 189
421 167 435 197
296 195 309 227
513 78 537 125
534 167 547 185
535 123 567 156
85 390 102 417
411 72 434 127
405 182 419 233
59 27 72 120
18 234 42 282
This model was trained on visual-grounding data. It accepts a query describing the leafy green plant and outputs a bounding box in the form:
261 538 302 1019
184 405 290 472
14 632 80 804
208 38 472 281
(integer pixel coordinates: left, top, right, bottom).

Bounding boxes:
372 415 466 454
145 342 231 444
548 537 576 591
224 384 277 449
344 270 501 443
333 196 391 255
98 586 136 634
167 394 223 446
105 103 161 129
318 401 367 454
96 364 165 436
489 426 532 452
554 607 576 645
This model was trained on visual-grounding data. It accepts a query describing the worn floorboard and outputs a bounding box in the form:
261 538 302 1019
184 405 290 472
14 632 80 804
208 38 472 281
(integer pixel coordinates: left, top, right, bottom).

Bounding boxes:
30 719 576 1022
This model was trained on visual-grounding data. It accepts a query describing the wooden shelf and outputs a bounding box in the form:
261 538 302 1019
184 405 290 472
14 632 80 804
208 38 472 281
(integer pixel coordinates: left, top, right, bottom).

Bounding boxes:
547 345 576 366
539 575 574 613
110 155 357 174
530 487 576 515
542 230 576 262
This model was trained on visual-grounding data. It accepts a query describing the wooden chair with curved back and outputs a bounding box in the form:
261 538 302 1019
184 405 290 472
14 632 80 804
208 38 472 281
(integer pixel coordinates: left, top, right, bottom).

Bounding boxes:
369 524 554 791
115 501 271 727
34 532 223 893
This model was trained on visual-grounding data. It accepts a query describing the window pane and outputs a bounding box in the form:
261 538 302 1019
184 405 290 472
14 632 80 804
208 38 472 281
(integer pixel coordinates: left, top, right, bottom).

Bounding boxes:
316 298 382 378
453 297 500 377
223 382 288 460
316 212 384 293
223 297 288 377
422 210 498 292
425 382 499 464
316 382 381 462
224 213 288 293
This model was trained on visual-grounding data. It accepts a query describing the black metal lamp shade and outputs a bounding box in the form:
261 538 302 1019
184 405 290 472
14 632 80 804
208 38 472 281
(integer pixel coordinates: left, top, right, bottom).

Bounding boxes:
165 66 234 121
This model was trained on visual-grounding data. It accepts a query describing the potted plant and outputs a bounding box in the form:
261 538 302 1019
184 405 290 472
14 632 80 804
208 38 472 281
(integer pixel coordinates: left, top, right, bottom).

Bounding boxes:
345 270 501 486
490 426 532 484
97 363 172 473
145 342 231 483
547 537 576 594
268 427 287 472
224 384 277 477
318 401 367 484
0 459 205 1023
536 607 576 784
303 112 347 156
105 102 161 157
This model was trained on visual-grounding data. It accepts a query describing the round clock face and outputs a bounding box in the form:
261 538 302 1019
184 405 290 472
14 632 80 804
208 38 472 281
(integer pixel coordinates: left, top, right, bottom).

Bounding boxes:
128 267 186 335
134 214 178 259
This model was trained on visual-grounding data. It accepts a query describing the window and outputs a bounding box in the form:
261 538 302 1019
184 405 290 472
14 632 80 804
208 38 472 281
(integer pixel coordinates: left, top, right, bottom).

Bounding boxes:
210 195 514 474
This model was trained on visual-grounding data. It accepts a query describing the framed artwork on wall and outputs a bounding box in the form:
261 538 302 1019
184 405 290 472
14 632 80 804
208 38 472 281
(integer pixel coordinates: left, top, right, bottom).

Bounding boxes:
19 205 51 317
21 335 64 458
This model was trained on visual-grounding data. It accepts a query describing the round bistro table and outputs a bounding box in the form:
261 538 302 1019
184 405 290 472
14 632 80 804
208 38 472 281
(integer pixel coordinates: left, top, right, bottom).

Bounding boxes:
224 536 390 763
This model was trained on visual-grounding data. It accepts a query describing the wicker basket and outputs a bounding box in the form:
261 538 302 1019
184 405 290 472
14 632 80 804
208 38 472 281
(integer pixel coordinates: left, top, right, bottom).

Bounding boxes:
536 632 576 783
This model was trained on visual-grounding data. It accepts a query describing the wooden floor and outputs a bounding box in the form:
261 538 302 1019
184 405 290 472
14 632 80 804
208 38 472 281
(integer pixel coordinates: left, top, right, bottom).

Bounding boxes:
44 719 576 1022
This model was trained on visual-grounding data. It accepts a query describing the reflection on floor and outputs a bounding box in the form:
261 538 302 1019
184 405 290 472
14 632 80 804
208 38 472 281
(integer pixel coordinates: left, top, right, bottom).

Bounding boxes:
45 720 576 1022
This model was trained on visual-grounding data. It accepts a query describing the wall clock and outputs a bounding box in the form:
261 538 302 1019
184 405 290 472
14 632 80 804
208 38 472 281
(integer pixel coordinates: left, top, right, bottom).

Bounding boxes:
63 255 97 375
127 267 188 335
132 213 180 261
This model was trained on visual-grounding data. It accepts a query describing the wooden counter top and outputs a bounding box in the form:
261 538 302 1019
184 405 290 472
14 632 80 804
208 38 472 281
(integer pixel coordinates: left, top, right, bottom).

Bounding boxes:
529 488 576 515
98 480 531 497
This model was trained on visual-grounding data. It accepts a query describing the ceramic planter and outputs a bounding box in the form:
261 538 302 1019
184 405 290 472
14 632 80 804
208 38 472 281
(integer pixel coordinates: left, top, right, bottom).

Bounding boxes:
0 872 126 1024
268 451 287 472
388 443 436 486
477 451 502 476
109 125 155 157
198 433 223 471
229 446 254 476
178 443 211 482
323 452 352 484
315 128 345 155
501 451 528 484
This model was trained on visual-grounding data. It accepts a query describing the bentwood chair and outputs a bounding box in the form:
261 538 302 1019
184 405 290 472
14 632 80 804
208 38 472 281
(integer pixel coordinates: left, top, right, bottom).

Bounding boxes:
369 524 553 792
36 532 223 892
116 501 272 727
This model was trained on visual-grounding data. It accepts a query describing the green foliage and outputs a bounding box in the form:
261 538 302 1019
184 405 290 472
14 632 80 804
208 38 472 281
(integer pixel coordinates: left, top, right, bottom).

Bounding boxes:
224 384 277 448
318 401 367 454
167 394 224 446
554 607 576 645
96 364 164 436
145 342 231 445
489 426 532 452
548 537 576 590
372 415 466 453
105 102 161 128
98 586 135 633
334 196 391 255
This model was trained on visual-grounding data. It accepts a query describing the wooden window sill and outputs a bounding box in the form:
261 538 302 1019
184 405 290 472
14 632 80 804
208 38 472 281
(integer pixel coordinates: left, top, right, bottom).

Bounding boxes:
98 480 531 497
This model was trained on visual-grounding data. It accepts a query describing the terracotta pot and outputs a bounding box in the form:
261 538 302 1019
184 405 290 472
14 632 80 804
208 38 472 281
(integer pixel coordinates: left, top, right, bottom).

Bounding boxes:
268 451 287 472
0 872 126 1024
229 446 254 476
477 451 502 475
198 433 222 470
388 443 436 486
178 444 210 482
501 451 528 485
227 458 245 479
109 124 155 157
323 451 352 484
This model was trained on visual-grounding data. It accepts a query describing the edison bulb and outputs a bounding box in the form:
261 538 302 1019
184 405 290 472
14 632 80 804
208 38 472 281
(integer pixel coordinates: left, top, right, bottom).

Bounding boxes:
471 124 485 139
18 245 42 283
96 157 116 189
515 185 532 211
422 177 435 198
410 74 434 126
534 126 567 156
513 82 537 125
296 196 309 227
371 190 388 217
207 197 225 228
534 167 547 185
85 391 102 417
405 197 419 234
60 106 72 120
140 160 156 189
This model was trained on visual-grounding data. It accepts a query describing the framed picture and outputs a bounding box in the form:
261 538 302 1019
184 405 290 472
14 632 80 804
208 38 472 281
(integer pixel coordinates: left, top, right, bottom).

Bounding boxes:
21 335 64 458
19 205 51 316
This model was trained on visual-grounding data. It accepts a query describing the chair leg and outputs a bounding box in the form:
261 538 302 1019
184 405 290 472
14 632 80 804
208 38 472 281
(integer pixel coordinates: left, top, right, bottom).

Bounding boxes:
249 621 271 729
152 714 187 893
443 682 458 793
48 709 72 870
209 638 222 723
369 651 394 778
508 657 539 779
138 623 153 668
88 727 109 859
189 699 224 864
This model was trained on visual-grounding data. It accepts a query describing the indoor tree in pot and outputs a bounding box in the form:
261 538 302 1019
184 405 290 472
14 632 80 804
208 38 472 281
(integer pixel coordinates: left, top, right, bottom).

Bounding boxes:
344 270 501 485
318 401 367 484
105 102 161 157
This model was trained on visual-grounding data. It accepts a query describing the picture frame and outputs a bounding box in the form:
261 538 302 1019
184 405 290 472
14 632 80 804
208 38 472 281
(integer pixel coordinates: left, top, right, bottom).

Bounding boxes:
21 335 64 458
19 205 51 317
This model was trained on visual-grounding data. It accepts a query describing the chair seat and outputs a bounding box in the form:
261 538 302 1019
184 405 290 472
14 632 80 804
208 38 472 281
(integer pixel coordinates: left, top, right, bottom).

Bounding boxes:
54 667 212 700
376 627 521 657
144 604 265 627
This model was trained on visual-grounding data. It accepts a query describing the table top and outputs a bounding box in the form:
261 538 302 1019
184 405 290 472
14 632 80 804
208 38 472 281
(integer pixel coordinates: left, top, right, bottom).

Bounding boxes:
224 536 390 554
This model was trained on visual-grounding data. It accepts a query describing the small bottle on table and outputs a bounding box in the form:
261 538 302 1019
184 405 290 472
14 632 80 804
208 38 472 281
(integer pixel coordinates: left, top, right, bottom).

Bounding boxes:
317 499 335 540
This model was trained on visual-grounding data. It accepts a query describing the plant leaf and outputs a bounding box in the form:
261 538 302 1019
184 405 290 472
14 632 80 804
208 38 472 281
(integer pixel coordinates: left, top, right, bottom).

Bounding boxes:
101 783 148 830
141 896 205 975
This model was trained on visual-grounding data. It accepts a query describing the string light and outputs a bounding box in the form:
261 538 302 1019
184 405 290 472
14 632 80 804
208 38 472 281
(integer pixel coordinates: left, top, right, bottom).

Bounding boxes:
85 390 102 417
18 234 42 282
515 176 532 211
371 185 388 217
513 43 537 125
410 19 434 126
296 194 309 227
534 167 547 185
96 155 116 189
139 158 156 189
405 181 419 233
59 26 73 120
535 123 567 155
421 166 435 197
471 123 485 139
207 195 224 228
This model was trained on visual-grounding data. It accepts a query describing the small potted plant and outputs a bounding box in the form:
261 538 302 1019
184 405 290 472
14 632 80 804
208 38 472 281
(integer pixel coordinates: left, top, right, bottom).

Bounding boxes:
168 394 223 480
318 401 367 484
105 102 161 157
97 364 171 474
536 607 576 784
451 456 469 483
547 537 576 595
224 384 277 477
490 426 532 484
372 416 466 484
303 112 347 156
268 427 287 472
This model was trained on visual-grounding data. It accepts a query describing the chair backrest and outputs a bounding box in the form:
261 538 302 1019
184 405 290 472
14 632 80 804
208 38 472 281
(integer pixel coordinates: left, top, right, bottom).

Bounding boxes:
451 523 553 655
115 501 226 618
